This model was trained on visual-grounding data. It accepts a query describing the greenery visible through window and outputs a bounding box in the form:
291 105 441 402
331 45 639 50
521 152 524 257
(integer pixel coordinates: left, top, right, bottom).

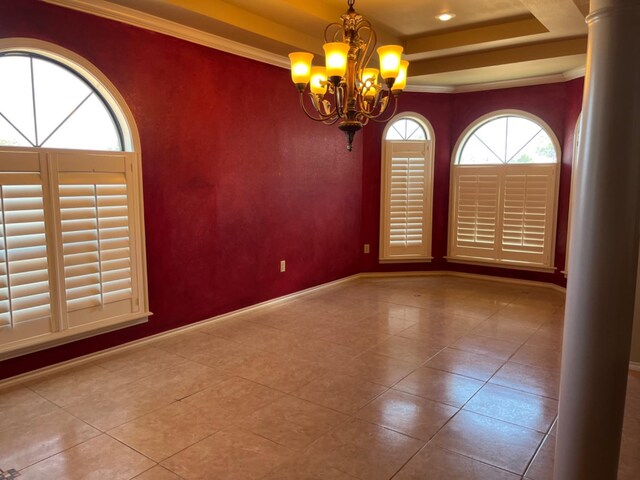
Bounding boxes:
457 115 556 165
0 52 122 151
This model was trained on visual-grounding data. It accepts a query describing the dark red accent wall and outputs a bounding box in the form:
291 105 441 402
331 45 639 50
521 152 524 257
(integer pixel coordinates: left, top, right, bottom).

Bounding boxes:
0 1 585 380
0 0 363 379
361 81 584 285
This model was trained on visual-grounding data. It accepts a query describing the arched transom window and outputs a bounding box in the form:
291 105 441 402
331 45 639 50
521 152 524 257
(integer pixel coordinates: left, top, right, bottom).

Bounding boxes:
449 111 560 270
0 43 148 359
380 114 434 262
0 53 123 151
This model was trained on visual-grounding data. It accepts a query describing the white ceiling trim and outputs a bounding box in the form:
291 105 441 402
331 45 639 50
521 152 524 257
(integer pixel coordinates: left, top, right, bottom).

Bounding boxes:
43 0 291 69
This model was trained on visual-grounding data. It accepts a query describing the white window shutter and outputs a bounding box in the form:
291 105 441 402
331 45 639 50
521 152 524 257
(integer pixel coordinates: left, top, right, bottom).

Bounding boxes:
450 166 500 260
381 140 431 259
0 151 54 347
500 165 556 265
52 152 139 329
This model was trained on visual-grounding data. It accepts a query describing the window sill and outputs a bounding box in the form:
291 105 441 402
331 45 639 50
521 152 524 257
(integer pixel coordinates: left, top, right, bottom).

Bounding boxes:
379 256 433 264
0 312 151 361
445 256 557 273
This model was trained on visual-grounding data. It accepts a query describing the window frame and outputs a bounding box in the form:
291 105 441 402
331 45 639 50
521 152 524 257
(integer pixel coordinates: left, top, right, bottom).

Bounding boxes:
379 112 435 263
0 39 149 360
447 109 561 272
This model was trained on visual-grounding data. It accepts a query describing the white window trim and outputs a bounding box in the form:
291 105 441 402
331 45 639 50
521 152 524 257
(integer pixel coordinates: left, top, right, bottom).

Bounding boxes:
0 39 150 360
379 112 435 263
447 109 561 270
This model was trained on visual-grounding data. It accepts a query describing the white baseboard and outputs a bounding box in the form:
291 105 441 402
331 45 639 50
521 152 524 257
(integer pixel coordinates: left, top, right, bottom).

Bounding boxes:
0 270 568 389
630 362 640 372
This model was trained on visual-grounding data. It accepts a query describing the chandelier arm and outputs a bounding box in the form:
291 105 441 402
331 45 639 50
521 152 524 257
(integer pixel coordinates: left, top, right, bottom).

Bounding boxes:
299 93 338 122
358 22 377 71
369 94 400 123
324 22 343 43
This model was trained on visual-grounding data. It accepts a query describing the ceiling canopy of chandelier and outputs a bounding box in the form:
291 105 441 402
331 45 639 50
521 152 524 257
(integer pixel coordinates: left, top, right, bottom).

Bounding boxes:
288 0 409 152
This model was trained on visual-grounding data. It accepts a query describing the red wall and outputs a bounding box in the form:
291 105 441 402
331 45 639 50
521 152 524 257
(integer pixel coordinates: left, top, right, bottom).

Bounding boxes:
0 1 585 380
0 0 363 379
361 81 584 285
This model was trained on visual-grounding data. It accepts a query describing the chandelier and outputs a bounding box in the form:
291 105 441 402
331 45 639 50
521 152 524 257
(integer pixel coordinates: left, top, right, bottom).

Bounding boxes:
288 0 409 151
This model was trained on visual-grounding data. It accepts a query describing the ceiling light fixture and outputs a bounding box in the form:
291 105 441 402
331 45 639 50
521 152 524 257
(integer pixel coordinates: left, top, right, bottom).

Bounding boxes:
436 12 456 21
288 0 408 152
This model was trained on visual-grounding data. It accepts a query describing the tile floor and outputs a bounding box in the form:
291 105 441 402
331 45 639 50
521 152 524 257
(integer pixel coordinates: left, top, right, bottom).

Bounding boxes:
1 275 639 479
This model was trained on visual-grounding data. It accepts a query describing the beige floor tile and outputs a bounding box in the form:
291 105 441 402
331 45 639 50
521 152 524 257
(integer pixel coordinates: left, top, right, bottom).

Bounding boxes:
233 350 327 393
19 434 153 480
183 377 283 424
394 444 521 480
135 361 228 401
364 336 441 364
0 408 99 470
336 351 418 386
304 418 424 480
62 382 173 431
525 434 554 480
490 361 561 399
396 317 473 347
424 348 505 381
0 385 59 431
134 465 183 479
472 318 538 343
347 314 419 335
355 389 457 440
263 455 357 479
236 395 348 450
492 304 553 328
451 334 522 360
526 322 564 349
625 371 640 420
319 325 391 350
511 344 562 371
161 427 293 480
189 340 261 374
432 410 544 475
393 366 484 407
622 415 640 460
293 372 386 414
618 453 640 480
108 401 221 461
464 383 558 433
285 338 363 368
153 330 238 359
97 347 188 383
26 364 131 407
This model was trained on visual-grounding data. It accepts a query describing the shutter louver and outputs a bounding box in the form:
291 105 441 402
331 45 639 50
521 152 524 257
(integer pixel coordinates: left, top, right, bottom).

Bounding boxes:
382 141 431 259
0 157 54 346
451 167 499 260
59 173 133 324
500 166 556 265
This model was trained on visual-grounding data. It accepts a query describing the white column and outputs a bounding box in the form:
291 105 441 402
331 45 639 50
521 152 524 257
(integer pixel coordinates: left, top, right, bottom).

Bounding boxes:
555 0 640 479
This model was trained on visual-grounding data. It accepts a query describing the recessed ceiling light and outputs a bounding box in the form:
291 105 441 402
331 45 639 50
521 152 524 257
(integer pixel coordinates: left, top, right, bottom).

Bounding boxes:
436 12 456 21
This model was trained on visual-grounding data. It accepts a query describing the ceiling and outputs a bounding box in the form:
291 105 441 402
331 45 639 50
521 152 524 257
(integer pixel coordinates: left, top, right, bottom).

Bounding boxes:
47 0 590 91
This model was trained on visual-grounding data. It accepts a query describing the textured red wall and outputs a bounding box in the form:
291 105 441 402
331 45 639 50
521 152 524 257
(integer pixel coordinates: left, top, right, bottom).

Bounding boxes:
361 81 584 285
0 0 363 379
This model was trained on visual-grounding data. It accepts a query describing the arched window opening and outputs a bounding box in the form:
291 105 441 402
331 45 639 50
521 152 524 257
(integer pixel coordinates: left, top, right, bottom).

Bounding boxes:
380 113 434 262
0 42 148 360
449 111 560 270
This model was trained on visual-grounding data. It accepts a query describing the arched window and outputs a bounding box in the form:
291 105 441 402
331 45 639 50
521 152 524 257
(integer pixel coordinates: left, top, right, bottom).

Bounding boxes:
0 40 148 359
380 113 434 262
448 111 560 270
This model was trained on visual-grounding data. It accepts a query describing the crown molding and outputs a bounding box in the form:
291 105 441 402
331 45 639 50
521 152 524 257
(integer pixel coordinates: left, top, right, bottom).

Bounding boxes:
563 66 586 81
43 0 290 69
403 84 456 93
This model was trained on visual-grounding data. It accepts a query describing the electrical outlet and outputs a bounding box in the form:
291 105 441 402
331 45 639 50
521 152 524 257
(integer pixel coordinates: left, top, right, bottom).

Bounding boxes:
364 244 370 254
280 260 286 272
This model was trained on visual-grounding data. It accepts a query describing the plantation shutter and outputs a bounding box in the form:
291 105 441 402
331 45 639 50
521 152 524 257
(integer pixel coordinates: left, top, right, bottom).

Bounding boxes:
500 165 556 265
0 151 54 346
53 152 139 328
450 166 500 260
381 140 431 259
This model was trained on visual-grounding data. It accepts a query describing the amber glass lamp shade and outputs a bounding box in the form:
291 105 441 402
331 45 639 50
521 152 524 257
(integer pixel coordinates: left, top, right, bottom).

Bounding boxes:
391 60 409 92
323 42 350 81
288 52 314 88
310 67 328 95
377 45 403 82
